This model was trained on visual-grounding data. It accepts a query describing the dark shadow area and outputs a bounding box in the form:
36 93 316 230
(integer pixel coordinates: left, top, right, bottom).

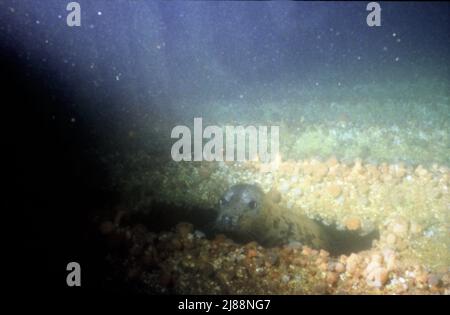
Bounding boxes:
320 222 379 256
3 47 116 293
122 202 219 235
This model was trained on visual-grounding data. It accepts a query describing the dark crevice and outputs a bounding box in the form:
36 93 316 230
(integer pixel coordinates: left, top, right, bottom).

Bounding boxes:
317 221 379 256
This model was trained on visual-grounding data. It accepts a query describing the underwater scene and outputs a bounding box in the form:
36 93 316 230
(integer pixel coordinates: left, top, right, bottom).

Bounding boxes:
4 1 449 296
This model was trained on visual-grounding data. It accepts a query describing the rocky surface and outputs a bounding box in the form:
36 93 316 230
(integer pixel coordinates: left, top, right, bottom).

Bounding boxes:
98 219 449 295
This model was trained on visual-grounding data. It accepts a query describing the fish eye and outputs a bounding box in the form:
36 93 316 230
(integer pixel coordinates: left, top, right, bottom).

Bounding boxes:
248 200 257 209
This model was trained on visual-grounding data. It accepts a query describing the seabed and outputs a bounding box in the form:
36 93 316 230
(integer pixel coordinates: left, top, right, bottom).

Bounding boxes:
97 110 450 294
